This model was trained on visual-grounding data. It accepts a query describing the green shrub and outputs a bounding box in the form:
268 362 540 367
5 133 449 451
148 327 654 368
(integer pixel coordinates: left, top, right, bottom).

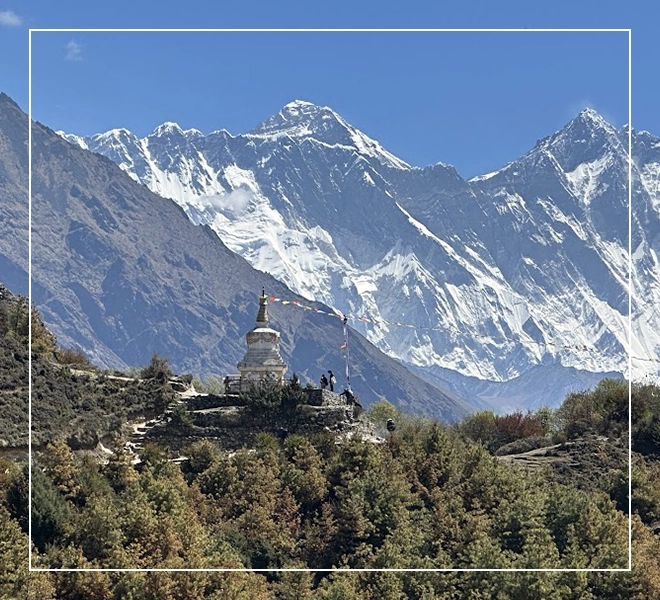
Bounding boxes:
140 353 172 382
186 439 221 474
281 374 306 411
170 403 193 429
242 379 283 411
55 348 90 367
459 409 545 453
556 378 629 440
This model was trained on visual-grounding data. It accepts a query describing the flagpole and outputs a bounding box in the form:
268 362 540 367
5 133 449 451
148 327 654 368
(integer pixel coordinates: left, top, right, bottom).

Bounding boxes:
343 316 352 392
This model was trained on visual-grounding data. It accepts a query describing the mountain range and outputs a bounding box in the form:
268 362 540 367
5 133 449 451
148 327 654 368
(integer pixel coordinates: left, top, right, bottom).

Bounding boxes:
57 99 660 410
0 93 470 422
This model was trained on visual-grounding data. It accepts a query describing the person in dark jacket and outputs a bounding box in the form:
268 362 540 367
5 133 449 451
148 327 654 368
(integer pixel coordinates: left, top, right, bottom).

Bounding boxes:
328 370 336 392
320 374 328 389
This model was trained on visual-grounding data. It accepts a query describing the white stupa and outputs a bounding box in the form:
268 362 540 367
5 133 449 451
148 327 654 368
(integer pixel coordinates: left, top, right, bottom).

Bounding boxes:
237 289 287 389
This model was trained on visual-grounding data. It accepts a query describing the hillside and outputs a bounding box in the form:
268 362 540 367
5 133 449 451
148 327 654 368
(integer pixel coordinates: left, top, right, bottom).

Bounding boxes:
1 285 659 595
0 93 470 422
0 283 177 451
1 376 659 597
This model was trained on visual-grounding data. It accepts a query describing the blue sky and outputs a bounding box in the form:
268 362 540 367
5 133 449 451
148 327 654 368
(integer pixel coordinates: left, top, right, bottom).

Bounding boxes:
0 1 651 178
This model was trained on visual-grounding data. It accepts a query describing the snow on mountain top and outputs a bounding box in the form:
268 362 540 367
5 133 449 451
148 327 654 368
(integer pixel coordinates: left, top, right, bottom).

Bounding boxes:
56 131 89 150
152 121 182 133
566 108 618 137
148 121 203 138
635 129 660 147
283 99 320 112
475 110 622 181
249 100 410 170
95 127 138 141
578 107 608 123
251 99 341 136
103 127 132 135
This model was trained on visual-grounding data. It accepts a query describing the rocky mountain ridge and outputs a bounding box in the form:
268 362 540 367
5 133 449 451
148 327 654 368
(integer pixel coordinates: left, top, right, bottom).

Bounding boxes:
60 100 660 408
0 93 470 422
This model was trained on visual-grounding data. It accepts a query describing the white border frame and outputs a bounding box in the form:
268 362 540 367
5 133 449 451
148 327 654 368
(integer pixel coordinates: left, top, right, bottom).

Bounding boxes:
28 27 633 573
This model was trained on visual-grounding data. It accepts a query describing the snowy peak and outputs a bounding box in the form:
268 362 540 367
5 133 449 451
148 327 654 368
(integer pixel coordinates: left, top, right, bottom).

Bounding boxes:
560 108 619 145
95 127 140 145
251 99 358 148
468 110 622 184
541 108 623 171
575 107 612 128
478 109 624 186
252 99 340 136
148 121 203 141
251 100 410 169
150 121 183 136
632 129 660 160
89 128 143 155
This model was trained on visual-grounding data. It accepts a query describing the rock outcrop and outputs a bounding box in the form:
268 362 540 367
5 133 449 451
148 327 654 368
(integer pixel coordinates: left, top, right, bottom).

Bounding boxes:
135 384 376 453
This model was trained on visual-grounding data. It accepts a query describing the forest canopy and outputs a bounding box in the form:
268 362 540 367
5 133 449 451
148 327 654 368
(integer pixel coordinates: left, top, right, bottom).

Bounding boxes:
1 288 659 598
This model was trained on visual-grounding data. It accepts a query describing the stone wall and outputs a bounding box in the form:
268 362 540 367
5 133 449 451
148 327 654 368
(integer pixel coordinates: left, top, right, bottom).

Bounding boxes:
187 394 246 411
192 404 355 431
188 389 350 411
146 401 361 452
304 388 351 407
140 386 368 453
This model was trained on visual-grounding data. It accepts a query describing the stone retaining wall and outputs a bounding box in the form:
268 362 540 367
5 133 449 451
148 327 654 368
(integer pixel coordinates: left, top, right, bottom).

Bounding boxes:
187 389 351 411
141 386 365 452
146 402 360 451
192 404 354 430
304 388 350 407
187 394 247 411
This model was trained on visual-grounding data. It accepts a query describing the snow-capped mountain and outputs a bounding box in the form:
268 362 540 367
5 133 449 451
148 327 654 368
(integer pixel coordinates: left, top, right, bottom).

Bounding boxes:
1 93 471 421
60 101 660 408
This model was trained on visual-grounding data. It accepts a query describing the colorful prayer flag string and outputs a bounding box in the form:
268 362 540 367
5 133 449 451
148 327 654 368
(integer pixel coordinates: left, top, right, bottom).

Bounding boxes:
267 296 659 365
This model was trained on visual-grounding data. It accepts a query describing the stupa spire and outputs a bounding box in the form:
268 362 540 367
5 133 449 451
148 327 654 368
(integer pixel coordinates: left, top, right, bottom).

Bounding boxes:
256 288 269 325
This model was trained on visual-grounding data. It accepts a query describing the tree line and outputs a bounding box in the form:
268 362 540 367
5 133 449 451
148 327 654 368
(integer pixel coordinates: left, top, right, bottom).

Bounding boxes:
0 378 659 597
1 288 658 598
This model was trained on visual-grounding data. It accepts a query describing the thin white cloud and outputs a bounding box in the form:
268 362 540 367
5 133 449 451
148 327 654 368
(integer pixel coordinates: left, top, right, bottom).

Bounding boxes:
0 10 22 26
65 39 83 62
205 189 254 215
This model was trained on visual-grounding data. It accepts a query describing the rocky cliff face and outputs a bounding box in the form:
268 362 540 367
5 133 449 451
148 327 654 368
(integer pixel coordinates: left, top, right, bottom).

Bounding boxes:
0 94 470 422
60 100 660 408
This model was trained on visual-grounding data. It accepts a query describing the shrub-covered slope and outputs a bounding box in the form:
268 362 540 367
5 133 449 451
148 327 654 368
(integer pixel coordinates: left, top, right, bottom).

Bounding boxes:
1 379 659 598
0 283 175 449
